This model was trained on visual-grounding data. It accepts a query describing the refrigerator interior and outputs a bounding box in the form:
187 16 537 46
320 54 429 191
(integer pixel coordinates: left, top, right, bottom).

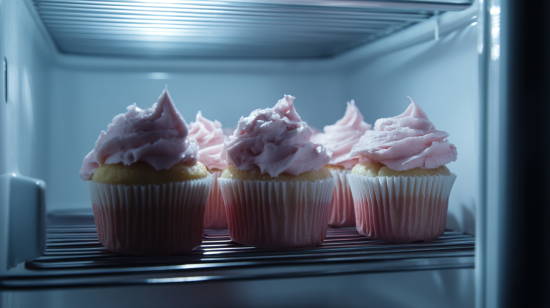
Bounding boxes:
0 0 482 307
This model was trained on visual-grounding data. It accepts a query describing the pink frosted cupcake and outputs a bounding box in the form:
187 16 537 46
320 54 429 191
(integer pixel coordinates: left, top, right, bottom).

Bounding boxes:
80 89 212 255
348 98 457 243
311 100 371 227
188 112 228 229
218 95 334 249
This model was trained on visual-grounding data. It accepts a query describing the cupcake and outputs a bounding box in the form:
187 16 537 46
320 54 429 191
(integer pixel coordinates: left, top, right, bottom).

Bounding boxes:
311 100 371 227
79 89 212 255
218 95 334 249
188 111 228 229
348 97 457 243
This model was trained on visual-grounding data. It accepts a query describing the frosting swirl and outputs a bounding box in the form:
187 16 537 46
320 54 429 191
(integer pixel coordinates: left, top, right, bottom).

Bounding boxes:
350 97 457 171
187 111 227 170
311 100 371 169
222 95 331 177
79 89 198 181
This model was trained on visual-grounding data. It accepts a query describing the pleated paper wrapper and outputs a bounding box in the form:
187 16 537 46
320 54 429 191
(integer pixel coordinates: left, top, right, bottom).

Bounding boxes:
218 177 334 249
203 170 228 229
328 169 355 227
347 174 456 243
88 175 212 256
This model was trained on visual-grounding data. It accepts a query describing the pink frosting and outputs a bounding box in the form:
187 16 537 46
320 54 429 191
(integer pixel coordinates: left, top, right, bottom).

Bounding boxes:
307 123 322 135
79 89 198 181
350 97 457 171
187 111 227 170
311 100 371 169
222 95 332 177
223 126 236 137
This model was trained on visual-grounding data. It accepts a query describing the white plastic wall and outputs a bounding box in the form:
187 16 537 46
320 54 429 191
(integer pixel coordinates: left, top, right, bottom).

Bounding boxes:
0 0 55 271
0 0 54 183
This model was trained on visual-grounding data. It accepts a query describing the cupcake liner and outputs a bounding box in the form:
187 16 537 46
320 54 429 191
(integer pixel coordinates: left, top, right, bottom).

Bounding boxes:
347 174 456 243
88 175 212 255
218 177 334 249
328 169 355 227
203 170 228 229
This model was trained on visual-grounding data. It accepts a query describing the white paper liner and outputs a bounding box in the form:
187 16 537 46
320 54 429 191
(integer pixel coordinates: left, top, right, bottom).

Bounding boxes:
203 170 227 229
328 169 355 227
218 177 335 249
347 174 457 243
88 175 212 255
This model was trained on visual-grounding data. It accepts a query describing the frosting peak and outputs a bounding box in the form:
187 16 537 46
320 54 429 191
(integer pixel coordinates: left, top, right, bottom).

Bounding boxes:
375 97 432 132
79 89 198 181
274 95 301 122
223 95 331 177
187 111 227 170
311 100 371 169
350 97 457 171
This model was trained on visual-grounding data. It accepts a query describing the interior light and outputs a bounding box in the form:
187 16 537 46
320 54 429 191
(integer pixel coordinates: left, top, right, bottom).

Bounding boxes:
148 72 170 79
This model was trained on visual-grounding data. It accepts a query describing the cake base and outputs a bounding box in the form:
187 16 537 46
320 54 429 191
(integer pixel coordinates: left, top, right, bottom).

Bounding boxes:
328 169 355 227
354 198 448 243
203 170 227 229
88 177 212 255
219 178 334 249
93 203 203 255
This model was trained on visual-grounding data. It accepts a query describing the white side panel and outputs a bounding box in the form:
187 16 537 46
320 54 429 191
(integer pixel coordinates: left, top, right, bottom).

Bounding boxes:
0 0 55 270
47 67 347 211
348 24 479 235
0 0 54 179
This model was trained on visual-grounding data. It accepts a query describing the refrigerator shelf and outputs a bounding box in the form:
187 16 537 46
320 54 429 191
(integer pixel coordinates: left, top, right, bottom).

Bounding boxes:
31 0 473 58
0 211 474 290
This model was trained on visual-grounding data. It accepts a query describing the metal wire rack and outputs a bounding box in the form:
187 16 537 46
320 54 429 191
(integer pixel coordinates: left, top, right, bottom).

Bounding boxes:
0 211 474 289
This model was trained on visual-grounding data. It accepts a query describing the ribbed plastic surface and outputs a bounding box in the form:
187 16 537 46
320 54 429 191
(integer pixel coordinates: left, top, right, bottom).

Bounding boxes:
31 0 472 58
